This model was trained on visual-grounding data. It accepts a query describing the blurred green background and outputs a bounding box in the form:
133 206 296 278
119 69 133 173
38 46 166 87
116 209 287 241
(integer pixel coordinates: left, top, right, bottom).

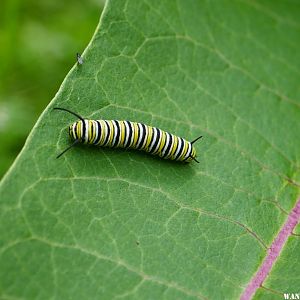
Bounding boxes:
0 0 104 178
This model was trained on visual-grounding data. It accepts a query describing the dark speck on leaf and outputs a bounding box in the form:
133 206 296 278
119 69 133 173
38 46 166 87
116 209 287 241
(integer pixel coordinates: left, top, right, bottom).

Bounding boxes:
76 53 83 65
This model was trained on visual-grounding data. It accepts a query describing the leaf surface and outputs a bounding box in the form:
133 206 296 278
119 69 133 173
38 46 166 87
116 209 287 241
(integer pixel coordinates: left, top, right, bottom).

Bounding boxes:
1 0 300 299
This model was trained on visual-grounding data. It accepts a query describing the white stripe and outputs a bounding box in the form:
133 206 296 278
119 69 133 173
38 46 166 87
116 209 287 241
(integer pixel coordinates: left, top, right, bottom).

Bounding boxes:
141 125 148 149
72 123 77 140
93 121 99 144
103 121 109 146
153 129 163 154
165 134 175 158
184 142 192 159
149 127 158 152
174 137 183 158
116 121 122 147
161 132 170 157
137 123 144 147
128 122 135 147
91 121 96 143
84 120 89 144
97 120 104 145
111 120 118 146
124 121 130 146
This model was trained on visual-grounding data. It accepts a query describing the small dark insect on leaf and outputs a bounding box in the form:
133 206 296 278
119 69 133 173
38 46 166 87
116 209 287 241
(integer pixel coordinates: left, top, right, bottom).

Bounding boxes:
76 53 83 65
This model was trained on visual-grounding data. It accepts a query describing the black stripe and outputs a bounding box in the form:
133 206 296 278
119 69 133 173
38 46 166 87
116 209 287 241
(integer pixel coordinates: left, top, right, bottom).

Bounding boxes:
124 121 132 148
113 120 120 147
148 127 156 152
183 143 192 161
175 138 185 160
119 121 126 148
160 132 170 157
103 121 110 146
74 123 78 140
136 123 147 149
89 121 93 143
133 123 139 149
172 136 180 159
157 131 167 157
94 121 102 144
150 128 161 154
82 120 86 142
163 133 173 158
148 127 157 153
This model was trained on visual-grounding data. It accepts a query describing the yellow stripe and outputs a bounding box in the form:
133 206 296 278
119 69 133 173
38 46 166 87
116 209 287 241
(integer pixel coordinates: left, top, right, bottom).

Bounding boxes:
90 121 94 143
77 122 81 139
108 121 114 146
94 121 98 143
88 120 92 143
89 121 93 143
92 121 97 143
155 130 166 155
98 120 105 145
191 147 196 159
100 120 106 145
193 148 196 157
181 140 189 160
169 135 178 159
119 121 126 147
132 122 139 148
143 125 153 151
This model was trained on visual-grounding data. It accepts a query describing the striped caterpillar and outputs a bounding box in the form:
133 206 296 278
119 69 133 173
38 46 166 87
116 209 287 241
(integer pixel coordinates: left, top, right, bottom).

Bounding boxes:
54 107 202 163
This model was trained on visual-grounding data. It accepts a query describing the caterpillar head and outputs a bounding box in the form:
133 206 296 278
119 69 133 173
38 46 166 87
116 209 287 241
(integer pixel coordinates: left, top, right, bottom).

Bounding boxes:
53 107 86 158
69 120 86 143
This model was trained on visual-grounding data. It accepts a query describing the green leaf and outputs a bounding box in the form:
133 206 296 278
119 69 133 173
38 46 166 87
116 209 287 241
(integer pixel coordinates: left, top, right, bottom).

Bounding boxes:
1 0 300 299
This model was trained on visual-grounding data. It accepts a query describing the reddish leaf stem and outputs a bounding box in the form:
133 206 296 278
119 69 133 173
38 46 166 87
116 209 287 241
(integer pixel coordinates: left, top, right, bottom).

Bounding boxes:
240 198 300 300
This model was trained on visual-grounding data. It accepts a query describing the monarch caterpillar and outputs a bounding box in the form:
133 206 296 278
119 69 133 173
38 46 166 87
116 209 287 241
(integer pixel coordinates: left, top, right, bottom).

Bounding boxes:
54 107 202 163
